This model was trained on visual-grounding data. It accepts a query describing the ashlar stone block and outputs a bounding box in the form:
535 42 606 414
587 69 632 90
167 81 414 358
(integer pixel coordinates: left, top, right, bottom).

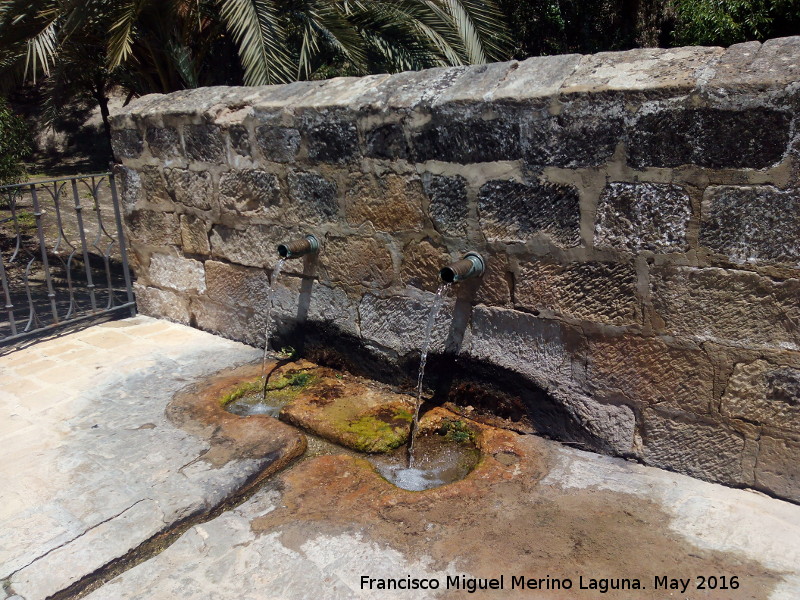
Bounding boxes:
650 266 800 350
163 168 213 211
721 360 800 432
516 261 641 326
478 179 581 247
700 185 800 266
642 409 746 485
594 182 691 254
219 170 280 216
344 173 424 232
423 174 469 237
148 253 206 294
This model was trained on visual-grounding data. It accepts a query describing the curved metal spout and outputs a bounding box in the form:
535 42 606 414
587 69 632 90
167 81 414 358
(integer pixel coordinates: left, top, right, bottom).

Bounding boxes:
439 251 485 283
277 234 320 259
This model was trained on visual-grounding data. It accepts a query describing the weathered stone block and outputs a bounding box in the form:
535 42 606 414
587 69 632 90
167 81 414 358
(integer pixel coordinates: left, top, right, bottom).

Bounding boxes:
629 107 791 169
721 360 800 431
594 182 691 253
179 215 210 255
115 166 141 215
358 293 453 355
479 180 581 246
411 108 521 164
139 166 171 205
344 174 424 231
523 101 624 168
700 185 800 266
642 409 746 485
320 237 394 289
127 210 179 247
269 279 359 337
145 127 180 159
148 253 206 294
490 54 581 101
110 129 143 159
189 296 259 346
473 252 512 306
228 125 251 157
163 168 213 210
466 306 579 388
302 116 359 163
219 170 280 215
556 392 636 455
516 261 641 326
133 283 190 324
255 126 300 163
364 123 408 159
627 107 695 168
708 37 800 90
287 171 338 223
423 174 468 237
562 46 722 94
183 124 225 162
400 241 450 293
205 260 269 308
755 434 800 503
700 108 791 169
209 224 288 269
650 266 800 350
587 335 713 414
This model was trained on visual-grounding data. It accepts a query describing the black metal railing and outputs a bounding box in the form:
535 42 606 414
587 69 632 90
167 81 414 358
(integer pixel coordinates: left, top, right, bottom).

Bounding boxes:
0 172 136 344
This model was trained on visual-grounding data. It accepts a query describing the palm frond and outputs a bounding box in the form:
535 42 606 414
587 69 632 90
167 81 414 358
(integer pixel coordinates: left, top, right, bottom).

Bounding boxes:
24 21 56 81
218 0 293 85
107 0 149 68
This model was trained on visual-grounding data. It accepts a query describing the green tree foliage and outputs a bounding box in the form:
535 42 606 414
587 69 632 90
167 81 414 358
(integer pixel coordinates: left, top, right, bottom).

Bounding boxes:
0 96 31 185
497 0 799 58
497 0 653 57
673 0 800 46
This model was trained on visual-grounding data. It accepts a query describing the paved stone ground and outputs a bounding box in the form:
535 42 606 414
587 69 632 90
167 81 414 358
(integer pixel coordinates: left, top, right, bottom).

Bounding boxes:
83 441 800 600
0 317 302 600
2 316 799 600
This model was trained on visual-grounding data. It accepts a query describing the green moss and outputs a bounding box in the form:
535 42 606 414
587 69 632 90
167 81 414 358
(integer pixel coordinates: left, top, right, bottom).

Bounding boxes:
437 418 476 444
345 414 407 453
394 409 414 423
220 380 263 407
221 370 318 407
267 370 317 391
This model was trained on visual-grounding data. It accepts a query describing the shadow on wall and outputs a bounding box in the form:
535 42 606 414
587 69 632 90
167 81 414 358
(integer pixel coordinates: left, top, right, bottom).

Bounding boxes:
272 277 617 457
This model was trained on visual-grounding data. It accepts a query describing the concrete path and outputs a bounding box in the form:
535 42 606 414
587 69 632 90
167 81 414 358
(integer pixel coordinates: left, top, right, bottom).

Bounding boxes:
0 317 302 600
2 317 799 600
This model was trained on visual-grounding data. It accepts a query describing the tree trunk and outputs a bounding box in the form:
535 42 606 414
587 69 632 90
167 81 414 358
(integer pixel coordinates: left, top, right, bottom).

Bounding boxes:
92 82 115 164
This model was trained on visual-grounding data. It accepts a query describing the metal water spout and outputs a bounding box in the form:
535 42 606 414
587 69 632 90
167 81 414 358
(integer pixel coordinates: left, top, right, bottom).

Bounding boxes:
439 251 485 283
277 234 320 259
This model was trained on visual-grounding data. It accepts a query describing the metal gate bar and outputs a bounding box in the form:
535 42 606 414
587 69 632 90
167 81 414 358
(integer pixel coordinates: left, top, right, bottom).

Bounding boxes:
0 172 136 345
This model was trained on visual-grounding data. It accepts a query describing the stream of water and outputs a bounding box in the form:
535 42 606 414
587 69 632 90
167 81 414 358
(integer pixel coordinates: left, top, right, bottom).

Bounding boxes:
261 258 286 398
408 282 451 467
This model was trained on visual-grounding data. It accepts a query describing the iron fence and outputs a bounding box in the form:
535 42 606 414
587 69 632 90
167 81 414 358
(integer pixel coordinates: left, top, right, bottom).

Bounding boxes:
0 172 135 345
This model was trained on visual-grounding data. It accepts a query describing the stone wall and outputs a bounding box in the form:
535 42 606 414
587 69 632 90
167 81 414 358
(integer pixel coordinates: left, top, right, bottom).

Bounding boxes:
110 38 800 502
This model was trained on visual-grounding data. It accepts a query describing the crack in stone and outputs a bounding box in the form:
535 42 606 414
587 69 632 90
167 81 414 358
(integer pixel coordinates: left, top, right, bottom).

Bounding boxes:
8 499 151 579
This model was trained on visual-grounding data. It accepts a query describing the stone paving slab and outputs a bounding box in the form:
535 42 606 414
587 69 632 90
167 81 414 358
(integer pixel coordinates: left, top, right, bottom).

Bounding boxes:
0 317 303 600
84 435 800 600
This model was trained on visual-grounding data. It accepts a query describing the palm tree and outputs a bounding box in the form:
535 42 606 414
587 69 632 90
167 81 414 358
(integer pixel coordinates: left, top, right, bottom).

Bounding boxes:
1 0 512 90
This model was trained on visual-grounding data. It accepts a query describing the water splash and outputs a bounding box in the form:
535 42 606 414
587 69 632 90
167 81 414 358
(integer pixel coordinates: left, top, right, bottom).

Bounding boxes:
408 282 451 466
261 257 286 398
